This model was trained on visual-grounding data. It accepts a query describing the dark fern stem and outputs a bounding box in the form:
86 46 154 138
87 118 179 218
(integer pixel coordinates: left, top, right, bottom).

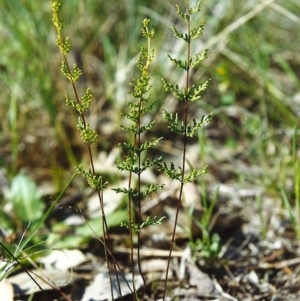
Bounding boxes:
160 1 211 299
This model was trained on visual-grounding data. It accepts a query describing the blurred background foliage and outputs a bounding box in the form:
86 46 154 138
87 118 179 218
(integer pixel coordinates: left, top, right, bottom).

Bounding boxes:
0 0 299 193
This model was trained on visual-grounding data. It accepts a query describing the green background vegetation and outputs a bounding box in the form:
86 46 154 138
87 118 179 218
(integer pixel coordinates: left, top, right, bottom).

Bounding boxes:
0 0 300 261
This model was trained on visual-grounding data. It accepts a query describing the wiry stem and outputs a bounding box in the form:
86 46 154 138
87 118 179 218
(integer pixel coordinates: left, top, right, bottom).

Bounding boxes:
127 169 137 299
51 2 121 299
136 96 146 289
163 2 191 299
116 19 157 300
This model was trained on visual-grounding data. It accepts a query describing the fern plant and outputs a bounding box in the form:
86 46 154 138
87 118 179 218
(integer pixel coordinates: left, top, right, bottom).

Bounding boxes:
51 0 211 300
51 2 118 299
113 18 166 297
157 1 211 298
51 3 165 300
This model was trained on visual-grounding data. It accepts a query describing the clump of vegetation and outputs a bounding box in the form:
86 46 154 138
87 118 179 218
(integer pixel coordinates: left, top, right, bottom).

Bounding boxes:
51 0 211 298
156 2 212 296
0 0 299 300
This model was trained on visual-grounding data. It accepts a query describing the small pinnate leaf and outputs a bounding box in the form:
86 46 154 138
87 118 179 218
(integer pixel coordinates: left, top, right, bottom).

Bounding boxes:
56 36 71 55
51 1 62 13
114 187 139 197
186 115 212 137
141 19 155 39
76 118 98 144
75 88 92 113
168 55 189 70
183 166 208 183
175 4 189 21
139 139 163 152
189 79 210 102
76 167 108 190
162 79 186 101
142 184 165 196
60 62 82 82
121 216 166 232
157 161 183 182
189 50 208 68
171 26 190 43
116 155 137 172
51 1 64 29
191 24 205 40
65 94 75 108
189 1 202 15
163 110 188 135
114 184 164 199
